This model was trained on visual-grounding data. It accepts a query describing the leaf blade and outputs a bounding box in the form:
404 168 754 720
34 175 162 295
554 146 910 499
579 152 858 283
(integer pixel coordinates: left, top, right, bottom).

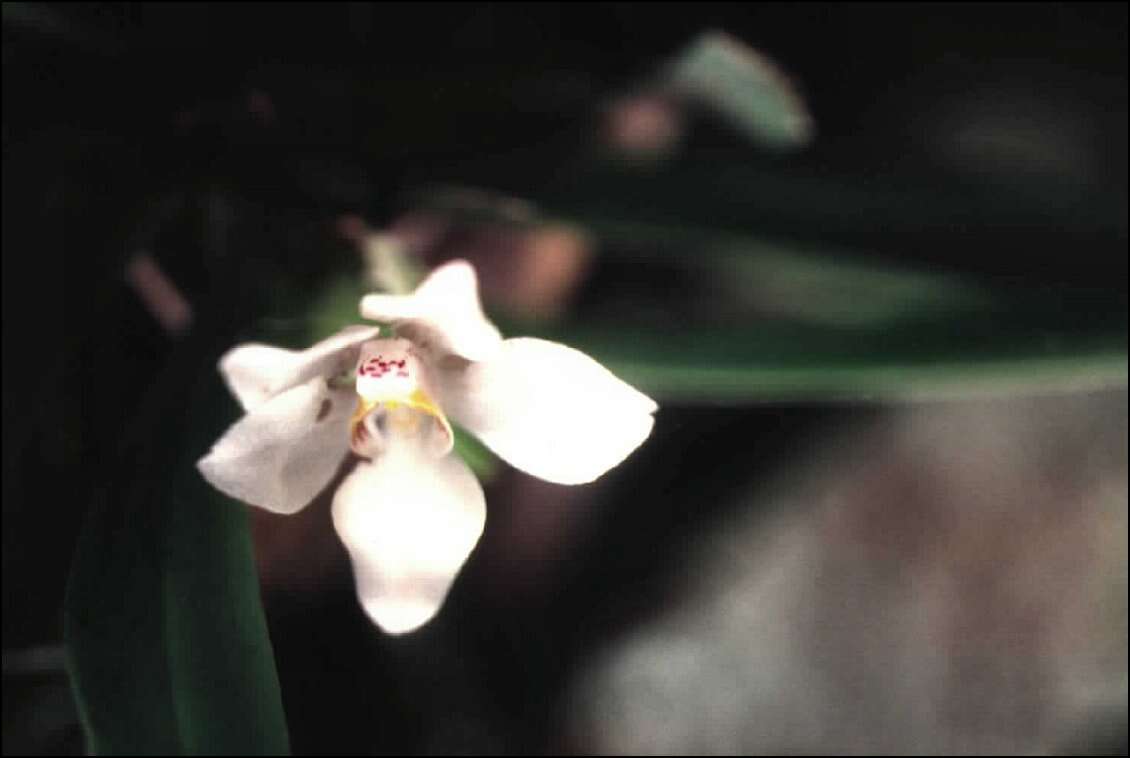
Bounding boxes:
65 377 290 755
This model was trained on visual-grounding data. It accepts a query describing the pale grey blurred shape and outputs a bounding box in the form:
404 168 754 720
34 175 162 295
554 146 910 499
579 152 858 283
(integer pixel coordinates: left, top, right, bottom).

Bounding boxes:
665 30 814 151
566 391 1127 754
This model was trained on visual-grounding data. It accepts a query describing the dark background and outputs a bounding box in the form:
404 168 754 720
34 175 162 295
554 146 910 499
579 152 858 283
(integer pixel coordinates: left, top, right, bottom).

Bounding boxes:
3 3 1126 754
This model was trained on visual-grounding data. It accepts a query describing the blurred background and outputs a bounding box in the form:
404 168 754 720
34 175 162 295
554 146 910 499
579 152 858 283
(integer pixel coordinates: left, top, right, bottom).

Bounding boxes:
3 3 1126 754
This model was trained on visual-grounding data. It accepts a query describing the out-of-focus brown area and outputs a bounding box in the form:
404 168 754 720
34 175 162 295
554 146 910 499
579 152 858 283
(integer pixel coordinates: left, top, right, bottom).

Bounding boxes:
568 392 1127 755
393 213 596 321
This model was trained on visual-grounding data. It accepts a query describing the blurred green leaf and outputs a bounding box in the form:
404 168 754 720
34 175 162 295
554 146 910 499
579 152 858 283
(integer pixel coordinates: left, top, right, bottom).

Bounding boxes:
593 232 997 329
452 424 500 482
418 154 1127 290
65 377 290 755
305 274 370 346
400 155 1126 402
538 321 1127 402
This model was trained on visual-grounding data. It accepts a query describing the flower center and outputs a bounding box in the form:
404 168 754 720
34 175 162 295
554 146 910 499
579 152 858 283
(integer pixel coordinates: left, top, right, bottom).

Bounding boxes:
350 339 452 458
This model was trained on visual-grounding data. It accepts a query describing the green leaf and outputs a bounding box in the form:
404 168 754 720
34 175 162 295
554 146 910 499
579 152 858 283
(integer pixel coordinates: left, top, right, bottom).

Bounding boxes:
303 273 371 346
417 154 1126 291
405 159 1125 402
537 322 1127 402
452 423 499 482
65 377 290 755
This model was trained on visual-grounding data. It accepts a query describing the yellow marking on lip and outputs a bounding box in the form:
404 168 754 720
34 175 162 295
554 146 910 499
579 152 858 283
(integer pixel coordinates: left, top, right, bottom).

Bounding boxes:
349 388 452 452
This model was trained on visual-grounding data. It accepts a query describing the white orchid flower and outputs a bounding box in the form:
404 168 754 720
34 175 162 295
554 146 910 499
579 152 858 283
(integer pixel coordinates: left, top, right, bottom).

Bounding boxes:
197 260 657 635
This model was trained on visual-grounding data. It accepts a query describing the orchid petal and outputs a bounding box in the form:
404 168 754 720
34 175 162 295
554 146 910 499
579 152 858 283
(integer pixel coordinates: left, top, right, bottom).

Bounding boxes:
219 325 379 411
331 439 486 635
441 338 657 485
197 378 354 514
359 259 501 362
218 344 301 412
